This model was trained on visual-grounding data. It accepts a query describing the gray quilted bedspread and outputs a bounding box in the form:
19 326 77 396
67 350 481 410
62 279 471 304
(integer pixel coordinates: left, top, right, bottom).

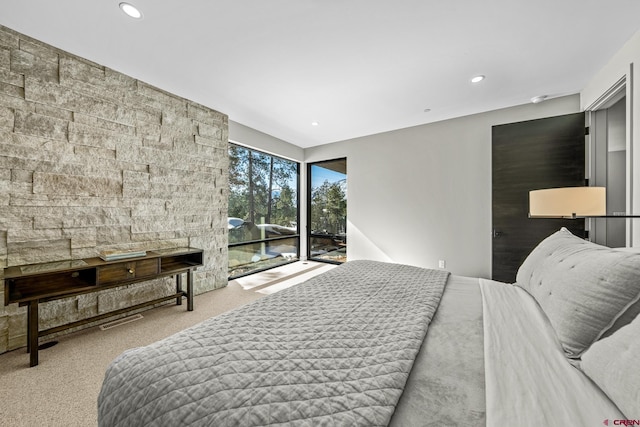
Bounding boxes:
97 260 449 427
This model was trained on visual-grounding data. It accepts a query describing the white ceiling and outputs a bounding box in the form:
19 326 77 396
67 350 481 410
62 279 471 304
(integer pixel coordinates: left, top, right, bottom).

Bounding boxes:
2 1 640 148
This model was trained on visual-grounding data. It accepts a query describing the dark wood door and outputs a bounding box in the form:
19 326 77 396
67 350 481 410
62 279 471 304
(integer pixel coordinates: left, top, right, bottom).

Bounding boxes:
492 112 586 283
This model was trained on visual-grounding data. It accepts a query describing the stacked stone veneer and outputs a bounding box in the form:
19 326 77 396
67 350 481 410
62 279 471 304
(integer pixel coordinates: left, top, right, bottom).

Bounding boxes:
0 25 229 353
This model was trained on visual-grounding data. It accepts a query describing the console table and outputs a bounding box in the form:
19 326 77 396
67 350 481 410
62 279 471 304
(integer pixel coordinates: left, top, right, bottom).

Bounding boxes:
3 247 203 367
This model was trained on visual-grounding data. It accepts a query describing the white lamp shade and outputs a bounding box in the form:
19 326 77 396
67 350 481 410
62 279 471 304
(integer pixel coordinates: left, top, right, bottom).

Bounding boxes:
529 187 606 218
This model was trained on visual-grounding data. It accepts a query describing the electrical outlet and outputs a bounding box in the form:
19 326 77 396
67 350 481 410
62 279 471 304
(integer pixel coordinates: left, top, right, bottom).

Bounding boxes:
438 260 446 269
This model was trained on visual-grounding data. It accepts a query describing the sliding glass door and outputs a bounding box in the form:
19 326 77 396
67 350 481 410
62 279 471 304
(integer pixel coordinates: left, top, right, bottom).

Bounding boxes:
228 143 300 278
307 158 347 263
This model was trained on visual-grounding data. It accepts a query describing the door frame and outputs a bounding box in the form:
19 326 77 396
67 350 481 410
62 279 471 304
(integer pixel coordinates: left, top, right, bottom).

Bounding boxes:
585 75 633 246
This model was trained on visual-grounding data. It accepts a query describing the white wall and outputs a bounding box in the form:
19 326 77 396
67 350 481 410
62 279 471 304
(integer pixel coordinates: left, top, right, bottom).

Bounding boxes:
305 96 580 278
229 120 304 162
581 29 640 245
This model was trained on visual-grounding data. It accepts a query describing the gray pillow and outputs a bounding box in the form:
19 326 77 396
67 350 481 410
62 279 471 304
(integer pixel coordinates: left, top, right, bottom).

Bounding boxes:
515 227 640 358
581 314 640 418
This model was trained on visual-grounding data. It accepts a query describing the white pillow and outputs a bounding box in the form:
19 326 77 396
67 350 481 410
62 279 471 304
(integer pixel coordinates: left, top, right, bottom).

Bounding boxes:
581 314 640 418
515 228 640 358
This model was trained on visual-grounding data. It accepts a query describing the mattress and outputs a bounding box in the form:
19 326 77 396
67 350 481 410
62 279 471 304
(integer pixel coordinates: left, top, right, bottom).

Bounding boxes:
98 262 624 426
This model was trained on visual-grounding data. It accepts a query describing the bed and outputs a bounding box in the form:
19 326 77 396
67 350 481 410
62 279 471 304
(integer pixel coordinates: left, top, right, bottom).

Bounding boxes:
98 228 640 426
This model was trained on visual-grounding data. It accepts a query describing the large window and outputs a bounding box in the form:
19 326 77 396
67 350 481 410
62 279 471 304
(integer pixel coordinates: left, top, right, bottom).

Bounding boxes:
228 143 299 278
308 158 347 263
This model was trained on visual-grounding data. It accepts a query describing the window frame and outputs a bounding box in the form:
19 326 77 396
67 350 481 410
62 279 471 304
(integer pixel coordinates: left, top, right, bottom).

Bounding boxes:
227 142 301 279
306 157 347 265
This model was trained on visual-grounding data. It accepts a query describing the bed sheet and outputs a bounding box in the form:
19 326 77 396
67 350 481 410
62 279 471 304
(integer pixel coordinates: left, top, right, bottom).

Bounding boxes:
480 278 624 426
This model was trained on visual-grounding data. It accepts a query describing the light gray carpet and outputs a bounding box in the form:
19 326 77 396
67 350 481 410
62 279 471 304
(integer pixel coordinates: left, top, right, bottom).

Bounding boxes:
0 262 326 427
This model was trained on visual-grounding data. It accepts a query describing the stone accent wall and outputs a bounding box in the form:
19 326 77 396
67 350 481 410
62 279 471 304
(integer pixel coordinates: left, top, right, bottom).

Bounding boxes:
0 25 229 353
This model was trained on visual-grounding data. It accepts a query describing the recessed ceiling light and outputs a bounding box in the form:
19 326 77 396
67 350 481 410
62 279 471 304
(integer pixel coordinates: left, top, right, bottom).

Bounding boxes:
311 121 319 126
423 108 431 113
470 75 485 83
119 2 143 19
531 95 548 104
